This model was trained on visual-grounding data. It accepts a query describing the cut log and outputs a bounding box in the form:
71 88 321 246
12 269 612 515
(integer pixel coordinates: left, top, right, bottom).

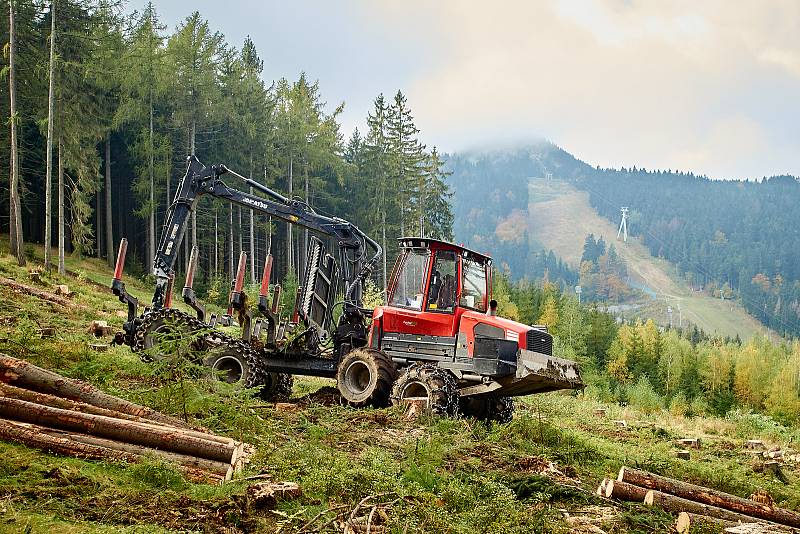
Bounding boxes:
597 478 609 496
604 479 649 502
5 419 233 479
612 419 627 428
0 397 236 463
618 467 800 528
0 277 82 309
676 512 738 534
0 418 222 484
0 354 188 428
0 382 235 446
644 489 784 525
38 327 54 338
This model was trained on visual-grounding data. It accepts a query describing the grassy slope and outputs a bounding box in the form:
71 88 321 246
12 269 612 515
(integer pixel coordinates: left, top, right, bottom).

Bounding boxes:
0 248 798 533
526 179 768 340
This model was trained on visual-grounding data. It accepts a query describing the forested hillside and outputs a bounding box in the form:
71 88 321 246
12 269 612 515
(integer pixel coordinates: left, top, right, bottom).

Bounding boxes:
447 144 800 338
0 1 452 294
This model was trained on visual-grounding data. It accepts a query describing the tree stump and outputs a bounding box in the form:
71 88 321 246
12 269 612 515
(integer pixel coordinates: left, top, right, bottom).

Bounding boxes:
677 449 691 460
88 320 113 337
678 438 701 449
612 419 627 428
746 440 765 450
593 408 607 417
54 284 71 296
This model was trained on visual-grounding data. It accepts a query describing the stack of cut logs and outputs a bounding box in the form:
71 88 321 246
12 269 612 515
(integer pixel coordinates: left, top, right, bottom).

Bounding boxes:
0 354 249 484
600 466 800 533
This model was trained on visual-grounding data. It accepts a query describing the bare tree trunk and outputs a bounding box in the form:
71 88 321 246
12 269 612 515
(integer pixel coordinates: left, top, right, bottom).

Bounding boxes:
96 187 102 259
214 207 218 275
237 206 242 261
147 95 155 270
58 136 65 275
8 0 24 266
228 203 234 278
104 133 113 266
287 155 293 273
44 0 56 270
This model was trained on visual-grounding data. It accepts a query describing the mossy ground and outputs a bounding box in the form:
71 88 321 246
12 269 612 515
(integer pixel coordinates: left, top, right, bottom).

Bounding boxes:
0 247 798 533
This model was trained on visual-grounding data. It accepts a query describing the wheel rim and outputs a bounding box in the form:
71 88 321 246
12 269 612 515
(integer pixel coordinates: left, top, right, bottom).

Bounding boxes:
343 360 373 395
399 382 430 407
211 355 244 383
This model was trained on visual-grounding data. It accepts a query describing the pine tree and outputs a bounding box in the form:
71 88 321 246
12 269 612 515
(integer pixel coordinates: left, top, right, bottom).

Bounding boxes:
386 91 425 237
7 0 25 266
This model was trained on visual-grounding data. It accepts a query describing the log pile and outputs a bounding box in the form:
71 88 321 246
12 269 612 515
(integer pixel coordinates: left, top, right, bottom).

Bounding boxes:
599 466 800 533
0 354 249 484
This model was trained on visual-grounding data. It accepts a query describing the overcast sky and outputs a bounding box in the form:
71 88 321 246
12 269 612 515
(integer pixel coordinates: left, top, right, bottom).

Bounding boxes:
133 0 800 181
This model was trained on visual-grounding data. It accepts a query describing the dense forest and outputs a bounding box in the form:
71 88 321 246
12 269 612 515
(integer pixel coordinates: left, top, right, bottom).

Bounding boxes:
447 144 800 337
0 0 453 294
496 272 800 426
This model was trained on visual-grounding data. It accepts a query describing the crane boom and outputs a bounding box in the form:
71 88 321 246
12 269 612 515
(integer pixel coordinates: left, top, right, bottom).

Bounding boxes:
150 155 381 312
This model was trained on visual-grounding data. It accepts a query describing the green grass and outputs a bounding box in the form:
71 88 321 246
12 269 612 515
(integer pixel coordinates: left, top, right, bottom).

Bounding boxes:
0 247 798 532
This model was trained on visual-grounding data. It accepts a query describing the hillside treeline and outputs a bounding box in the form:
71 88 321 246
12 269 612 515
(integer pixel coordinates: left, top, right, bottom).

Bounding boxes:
496 273 800 426
0 1 452 290
447 144 800 337
579 169 800 338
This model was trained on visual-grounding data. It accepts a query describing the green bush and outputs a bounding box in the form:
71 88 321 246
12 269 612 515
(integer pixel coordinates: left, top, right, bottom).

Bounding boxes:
627 375 663 414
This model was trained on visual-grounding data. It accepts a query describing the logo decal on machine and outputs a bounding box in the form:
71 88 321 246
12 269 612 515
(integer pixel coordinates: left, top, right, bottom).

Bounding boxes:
506 330 519 342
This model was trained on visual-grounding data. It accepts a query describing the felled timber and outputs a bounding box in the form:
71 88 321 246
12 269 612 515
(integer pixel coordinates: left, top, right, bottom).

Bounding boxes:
618 467 800 528
0 354 188 428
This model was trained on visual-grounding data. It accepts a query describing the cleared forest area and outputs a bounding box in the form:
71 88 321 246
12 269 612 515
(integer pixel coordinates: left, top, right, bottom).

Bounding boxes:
0 245 798 533
526 179 767 340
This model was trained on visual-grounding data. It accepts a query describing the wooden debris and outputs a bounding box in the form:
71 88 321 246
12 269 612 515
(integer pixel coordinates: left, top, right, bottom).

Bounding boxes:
746 440 765 450
38 327 54 338
246 481 301 509
677 449 691 460
0 276 83 309
274 402 299 413
596 478 608 496
677 438 701 449
403 397 428 419
618 467 800 527
54 284 71 296
88 320 113 337
765 450 784 460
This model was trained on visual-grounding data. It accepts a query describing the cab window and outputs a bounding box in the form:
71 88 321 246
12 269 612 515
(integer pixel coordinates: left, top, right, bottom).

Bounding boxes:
427 251 457 312
389 249 430 310
461 259 487 311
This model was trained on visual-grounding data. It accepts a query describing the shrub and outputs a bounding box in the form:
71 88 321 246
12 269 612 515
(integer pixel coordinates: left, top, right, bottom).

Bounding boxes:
627 375 663 414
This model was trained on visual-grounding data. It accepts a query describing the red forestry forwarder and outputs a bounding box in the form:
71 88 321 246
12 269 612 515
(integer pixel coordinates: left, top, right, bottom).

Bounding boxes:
112 156 582 422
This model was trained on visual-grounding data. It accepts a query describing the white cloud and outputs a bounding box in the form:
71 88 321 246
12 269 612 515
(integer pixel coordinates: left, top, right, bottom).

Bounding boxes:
363 0 800 180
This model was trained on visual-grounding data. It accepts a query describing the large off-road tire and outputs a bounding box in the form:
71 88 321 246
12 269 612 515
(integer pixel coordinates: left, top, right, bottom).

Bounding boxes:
390 363 458 416
459 396 515 424
336 348 396 407
136 309 204 362
203 342 255 386
258 372 294 401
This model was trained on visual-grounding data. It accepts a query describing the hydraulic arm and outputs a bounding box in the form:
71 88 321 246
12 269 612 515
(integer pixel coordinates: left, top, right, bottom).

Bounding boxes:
151 155 380 311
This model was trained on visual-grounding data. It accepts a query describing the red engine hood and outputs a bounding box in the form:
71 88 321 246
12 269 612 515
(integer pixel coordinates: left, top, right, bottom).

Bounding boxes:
459 310 535 350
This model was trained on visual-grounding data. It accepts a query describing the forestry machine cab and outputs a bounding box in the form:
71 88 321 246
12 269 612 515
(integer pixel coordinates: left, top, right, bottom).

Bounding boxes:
111 156 581 422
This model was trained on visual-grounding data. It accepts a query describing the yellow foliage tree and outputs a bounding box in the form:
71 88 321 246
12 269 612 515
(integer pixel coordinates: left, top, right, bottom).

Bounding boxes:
538 295 559 329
